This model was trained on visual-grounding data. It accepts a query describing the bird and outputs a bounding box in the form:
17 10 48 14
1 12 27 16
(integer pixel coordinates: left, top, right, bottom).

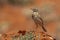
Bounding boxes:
31 8 47 32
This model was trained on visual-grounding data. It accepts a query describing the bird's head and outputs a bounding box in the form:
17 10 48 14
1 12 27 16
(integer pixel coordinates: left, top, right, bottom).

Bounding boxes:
32 8 38 12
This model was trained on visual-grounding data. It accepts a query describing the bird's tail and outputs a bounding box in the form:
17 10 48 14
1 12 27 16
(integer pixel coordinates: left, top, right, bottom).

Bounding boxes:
39 17 47 32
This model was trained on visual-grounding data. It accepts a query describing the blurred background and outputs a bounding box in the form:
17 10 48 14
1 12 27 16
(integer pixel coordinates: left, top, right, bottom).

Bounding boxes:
0 0 60 40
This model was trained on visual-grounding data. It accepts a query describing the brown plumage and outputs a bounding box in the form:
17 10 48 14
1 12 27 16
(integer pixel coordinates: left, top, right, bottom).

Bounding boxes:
32 8 47 32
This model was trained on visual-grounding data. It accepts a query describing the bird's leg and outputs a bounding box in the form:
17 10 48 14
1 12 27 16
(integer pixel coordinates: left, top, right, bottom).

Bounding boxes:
33 19 39 28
